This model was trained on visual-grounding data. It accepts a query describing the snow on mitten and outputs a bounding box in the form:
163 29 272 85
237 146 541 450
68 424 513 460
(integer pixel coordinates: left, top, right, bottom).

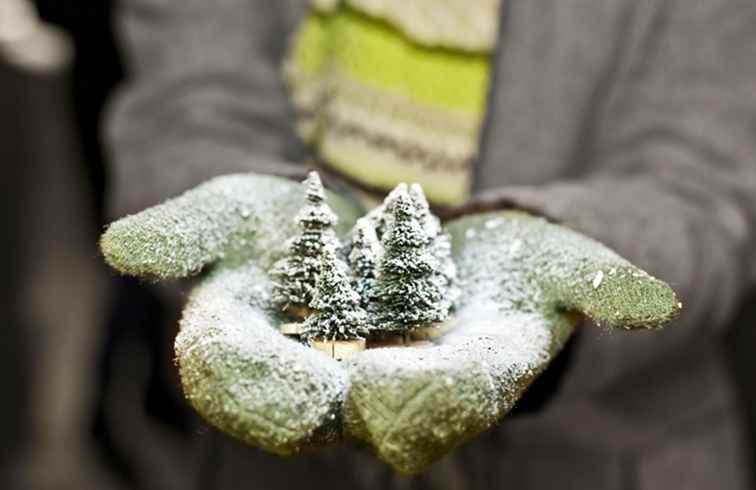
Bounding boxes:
100 174 679 473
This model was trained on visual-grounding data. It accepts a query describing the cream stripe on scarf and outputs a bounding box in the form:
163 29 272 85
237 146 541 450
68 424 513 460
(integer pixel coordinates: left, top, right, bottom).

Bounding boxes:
285 1 501 206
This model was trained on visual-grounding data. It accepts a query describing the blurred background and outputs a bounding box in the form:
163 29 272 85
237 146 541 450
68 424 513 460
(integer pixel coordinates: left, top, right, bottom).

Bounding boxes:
1 1 755 489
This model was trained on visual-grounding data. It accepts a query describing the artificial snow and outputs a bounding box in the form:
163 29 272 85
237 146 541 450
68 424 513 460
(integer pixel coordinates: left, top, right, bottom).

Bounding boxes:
592 270 604 289
105 173 680 475
100 173 361 279
176 263 347 454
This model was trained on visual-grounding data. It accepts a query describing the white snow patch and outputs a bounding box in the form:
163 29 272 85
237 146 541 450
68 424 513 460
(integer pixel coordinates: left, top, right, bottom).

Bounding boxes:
176 263 347 449
442 307 551 372
592 270 604 289
508 239 522 255
484 218 504 229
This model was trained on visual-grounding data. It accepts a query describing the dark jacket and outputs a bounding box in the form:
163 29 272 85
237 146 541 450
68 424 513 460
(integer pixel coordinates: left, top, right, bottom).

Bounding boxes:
106 0 756 488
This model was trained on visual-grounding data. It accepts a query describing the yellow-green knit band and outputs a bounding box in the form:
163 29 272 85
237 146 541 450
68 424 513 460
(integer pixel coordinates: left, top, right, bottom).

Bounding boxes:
284 4 497 206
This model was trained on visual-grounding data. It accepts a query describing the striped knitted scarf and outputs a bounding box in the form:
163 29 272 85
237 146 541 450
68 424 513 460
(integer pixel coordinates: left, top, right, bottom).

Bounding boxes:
284 0 501 206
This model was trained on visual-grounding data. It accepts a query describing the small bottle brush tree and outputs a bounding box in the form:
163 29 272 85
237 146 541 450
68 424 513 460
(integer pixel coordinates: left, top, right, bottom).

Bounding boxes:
431 232 459 303
303 245 369 341
364 182 407 238
409 184 459 303
373 187 451 332
409 183 441 237
349 218 381 310
270 171 340 316
271 174 456 349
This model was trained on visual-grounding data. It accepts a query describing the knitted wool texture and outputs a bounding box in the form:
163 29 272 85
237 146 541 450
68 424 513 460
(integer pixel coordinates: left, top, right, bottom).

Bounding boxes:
284 1 501 206
100 175 680 474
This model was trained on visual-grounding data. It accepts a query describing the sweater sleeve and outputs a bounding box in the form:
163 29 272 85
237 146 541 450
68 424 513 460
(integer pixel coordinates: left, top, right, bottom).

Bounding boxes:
106 0 309 217
469 0 756 390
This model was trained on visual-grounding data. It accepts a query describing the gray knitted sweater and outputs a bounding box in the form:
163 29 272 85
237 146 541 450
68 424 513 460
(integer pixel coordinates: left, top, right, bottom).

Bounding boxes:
107 1 756 488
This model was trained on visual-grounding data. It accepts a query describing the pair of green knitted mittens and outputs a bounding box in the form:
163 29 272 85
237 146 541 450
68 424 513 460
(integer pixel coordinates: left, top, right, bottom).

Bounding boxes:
100 174 679 474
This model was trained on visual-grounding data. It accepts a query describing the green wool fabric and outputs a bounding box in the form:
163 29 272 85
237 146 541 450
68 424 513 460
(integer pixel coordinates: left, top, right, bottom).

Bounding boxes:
100 174 679 474
284 4 495 206
100 174 362 279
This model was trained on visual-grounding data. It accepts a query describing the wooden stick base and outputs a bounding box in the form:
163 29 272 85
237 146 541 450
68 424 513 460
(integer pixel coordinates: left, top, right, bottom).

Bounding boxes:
410 322 450 340
405 340 434 348
366 334 407 349
283 304 312 321
310 338 366 360
279 322 303 336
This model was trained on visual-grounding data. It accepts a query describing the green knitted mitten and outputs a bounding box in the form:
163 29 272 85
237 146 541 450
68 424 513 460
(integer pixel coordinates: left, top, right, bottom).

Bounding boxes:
101 174 679 474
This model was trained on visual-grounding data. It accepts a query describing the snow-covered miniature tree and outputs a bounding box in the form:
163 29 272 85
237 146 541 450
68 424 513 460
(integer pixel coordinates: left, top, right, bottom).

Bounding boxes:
364 183 407 239
431 232 459 302
302 245 370 341
349 218 382 309
373 187 451 331
270 172 340 313
409 183 459 304
409 183 441 237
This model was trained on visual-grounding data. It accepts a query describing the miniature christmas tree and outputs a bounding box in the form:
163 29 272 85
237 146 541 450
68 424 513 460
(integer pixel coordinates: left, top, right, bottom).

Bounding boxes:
269 172 340 315
409 183 441 237
364 183 407 239
409 183 459 304
431 232 459 301
302 245 370 341
349 218 382 310
373 187 451 331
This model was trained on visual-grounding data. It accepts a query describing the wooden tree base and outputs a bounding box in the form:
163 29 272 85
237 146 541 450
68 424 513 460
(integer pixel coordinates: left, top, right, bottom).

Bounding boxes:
410 322 450 340
279 322 303 336
366 334 407 349
365 324 448 348
283 304 312 321
310 338 366 360
289 322 451 355
405 340 434 348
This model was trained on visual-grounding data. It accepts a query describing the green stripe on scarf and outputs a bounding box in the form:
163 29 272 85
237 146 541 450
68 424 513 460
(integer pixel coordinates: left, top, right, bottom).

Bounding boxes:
285 4 497 206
